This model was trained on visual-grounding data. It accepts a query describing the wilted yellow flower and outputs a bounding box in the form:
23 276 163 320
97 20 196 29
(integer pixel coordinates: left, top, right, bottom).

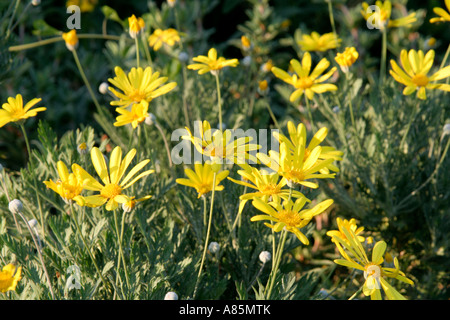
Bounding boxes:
361 1 417 30
273 121 343 174
389 49 450 100
251 196 334 244
241 35 251 51
66 0 97 12
430 0 450 23
148 28 181 51
176 162 229 198
114 100 149 129
257 141 337 189
128 14 145 39
0 94 46 128
72 146 154 211
335 47 359 73
108 66 177 108
188 48 239 76
228 163 307 214
62 29 79 51
297 32 341 52
260 59 273 73
328 223 414 300
0 264 22 293
182 120 260 165
43 161 85 205
271 52 337 102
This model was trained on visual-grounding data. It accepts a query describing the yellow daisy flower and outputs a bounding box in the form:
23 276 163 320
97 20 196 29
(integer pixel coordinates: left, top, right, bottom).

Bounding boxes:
0 264 22 293
72 146 154 211
62 29 79 51
43 161 85 205
389 49 450 100
176 162 229 198
257 141 337 189
271 53 337 102
297 32 341 52
128 14 145 39
113 100 149 129
361 1 417 30
430 0 450 23
0 94 46 128
251 196 334 244
148 28 181 51
227 163 307 214
273 121 343 174
326 217 365 245
335 47 359 73
108 66 177 108
241 35 252 51
121 195 152 212
182 120 260 165
66 0 97 13
187 48 239 76
328 223 414 300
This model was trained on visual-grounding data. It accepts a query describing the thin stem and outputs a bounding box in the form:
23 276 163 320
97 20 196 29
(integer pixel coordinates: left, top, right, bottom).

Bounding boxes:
264 100 282 132
348 285 364 300
8 34 121 52
141 31 152 66
0 172 22 234
10 1 31 32
69 201 109 291
440 43 450 70
155 122 173 167
20 124 45 238
113 210 130 291
400 101 420 151
379 28 387 86
265 229 288 299
304 96 314 130
15 209 56 300
135 36 140 68
327 0 337 37
193 172 217 299
72 49 103 115
214 73 223 131
5 0 20 40
181 64 191 129
202 195 208 236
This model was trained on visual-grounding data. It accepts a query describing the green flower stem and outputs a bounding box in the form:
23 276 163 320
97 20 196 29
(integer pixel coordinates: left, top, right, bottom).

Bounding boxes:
214 73 223 131
181 63 191 129
304 96 315 130
135 36 140 68
327 0 337 37
8 34 121 52
5 0 20 40
0 171 22 234
20 124 45 237
264 100 282 133
202 195 208 237
193 172 217 299
113 210 130 291
440 43 450 70
400 101 420 151
10 1 31 32
265 229 288 300
15 208 56 300
69 201 109 291
379 28 387 86
71 48 104 116
155 122 173 168
141 31 153 66
348 285 364 300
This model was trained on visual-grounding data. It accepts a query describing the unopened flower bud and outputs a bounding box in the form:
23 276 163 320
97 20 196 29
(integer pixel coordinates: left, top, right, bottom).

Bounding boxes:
9 199 23 214
178 52 189 63
99 82 109 94
145 113 157 126
164 291 178 300
28 219 38 228
32 0 41 6
259 251 271 264
443 123 450 136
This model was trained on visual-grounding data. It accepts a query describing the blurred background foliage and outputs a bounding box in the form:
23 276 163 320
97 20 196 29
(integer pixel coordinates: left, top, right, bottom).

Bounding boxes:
0 0 449 299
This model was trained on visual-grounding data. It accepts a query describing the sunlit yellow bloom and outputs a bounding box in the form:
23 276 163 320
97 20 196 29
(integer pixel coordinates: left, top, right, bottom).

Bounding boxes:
187 48 239 76
176 162 229 198
335 47 359 73
0 264 22 293
228 163 307 214
251 196 334 244
0 94 46 128
257 140 337 189
72 146 154 211
297 32 341 52
326 217 365 245
148 28 181 51
114 100 149 129
62 29 79 51
271 53 337 102
430 0 450 23
260 59 273 73
108 66 177 108
128 14 145 39
328 223 414 300
241 35 251 51
182 120 260 165
43 161 85 205
361 1 417 30
258 80 269 95
389 49 450 100
273 121 343 174
66 0 97 12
